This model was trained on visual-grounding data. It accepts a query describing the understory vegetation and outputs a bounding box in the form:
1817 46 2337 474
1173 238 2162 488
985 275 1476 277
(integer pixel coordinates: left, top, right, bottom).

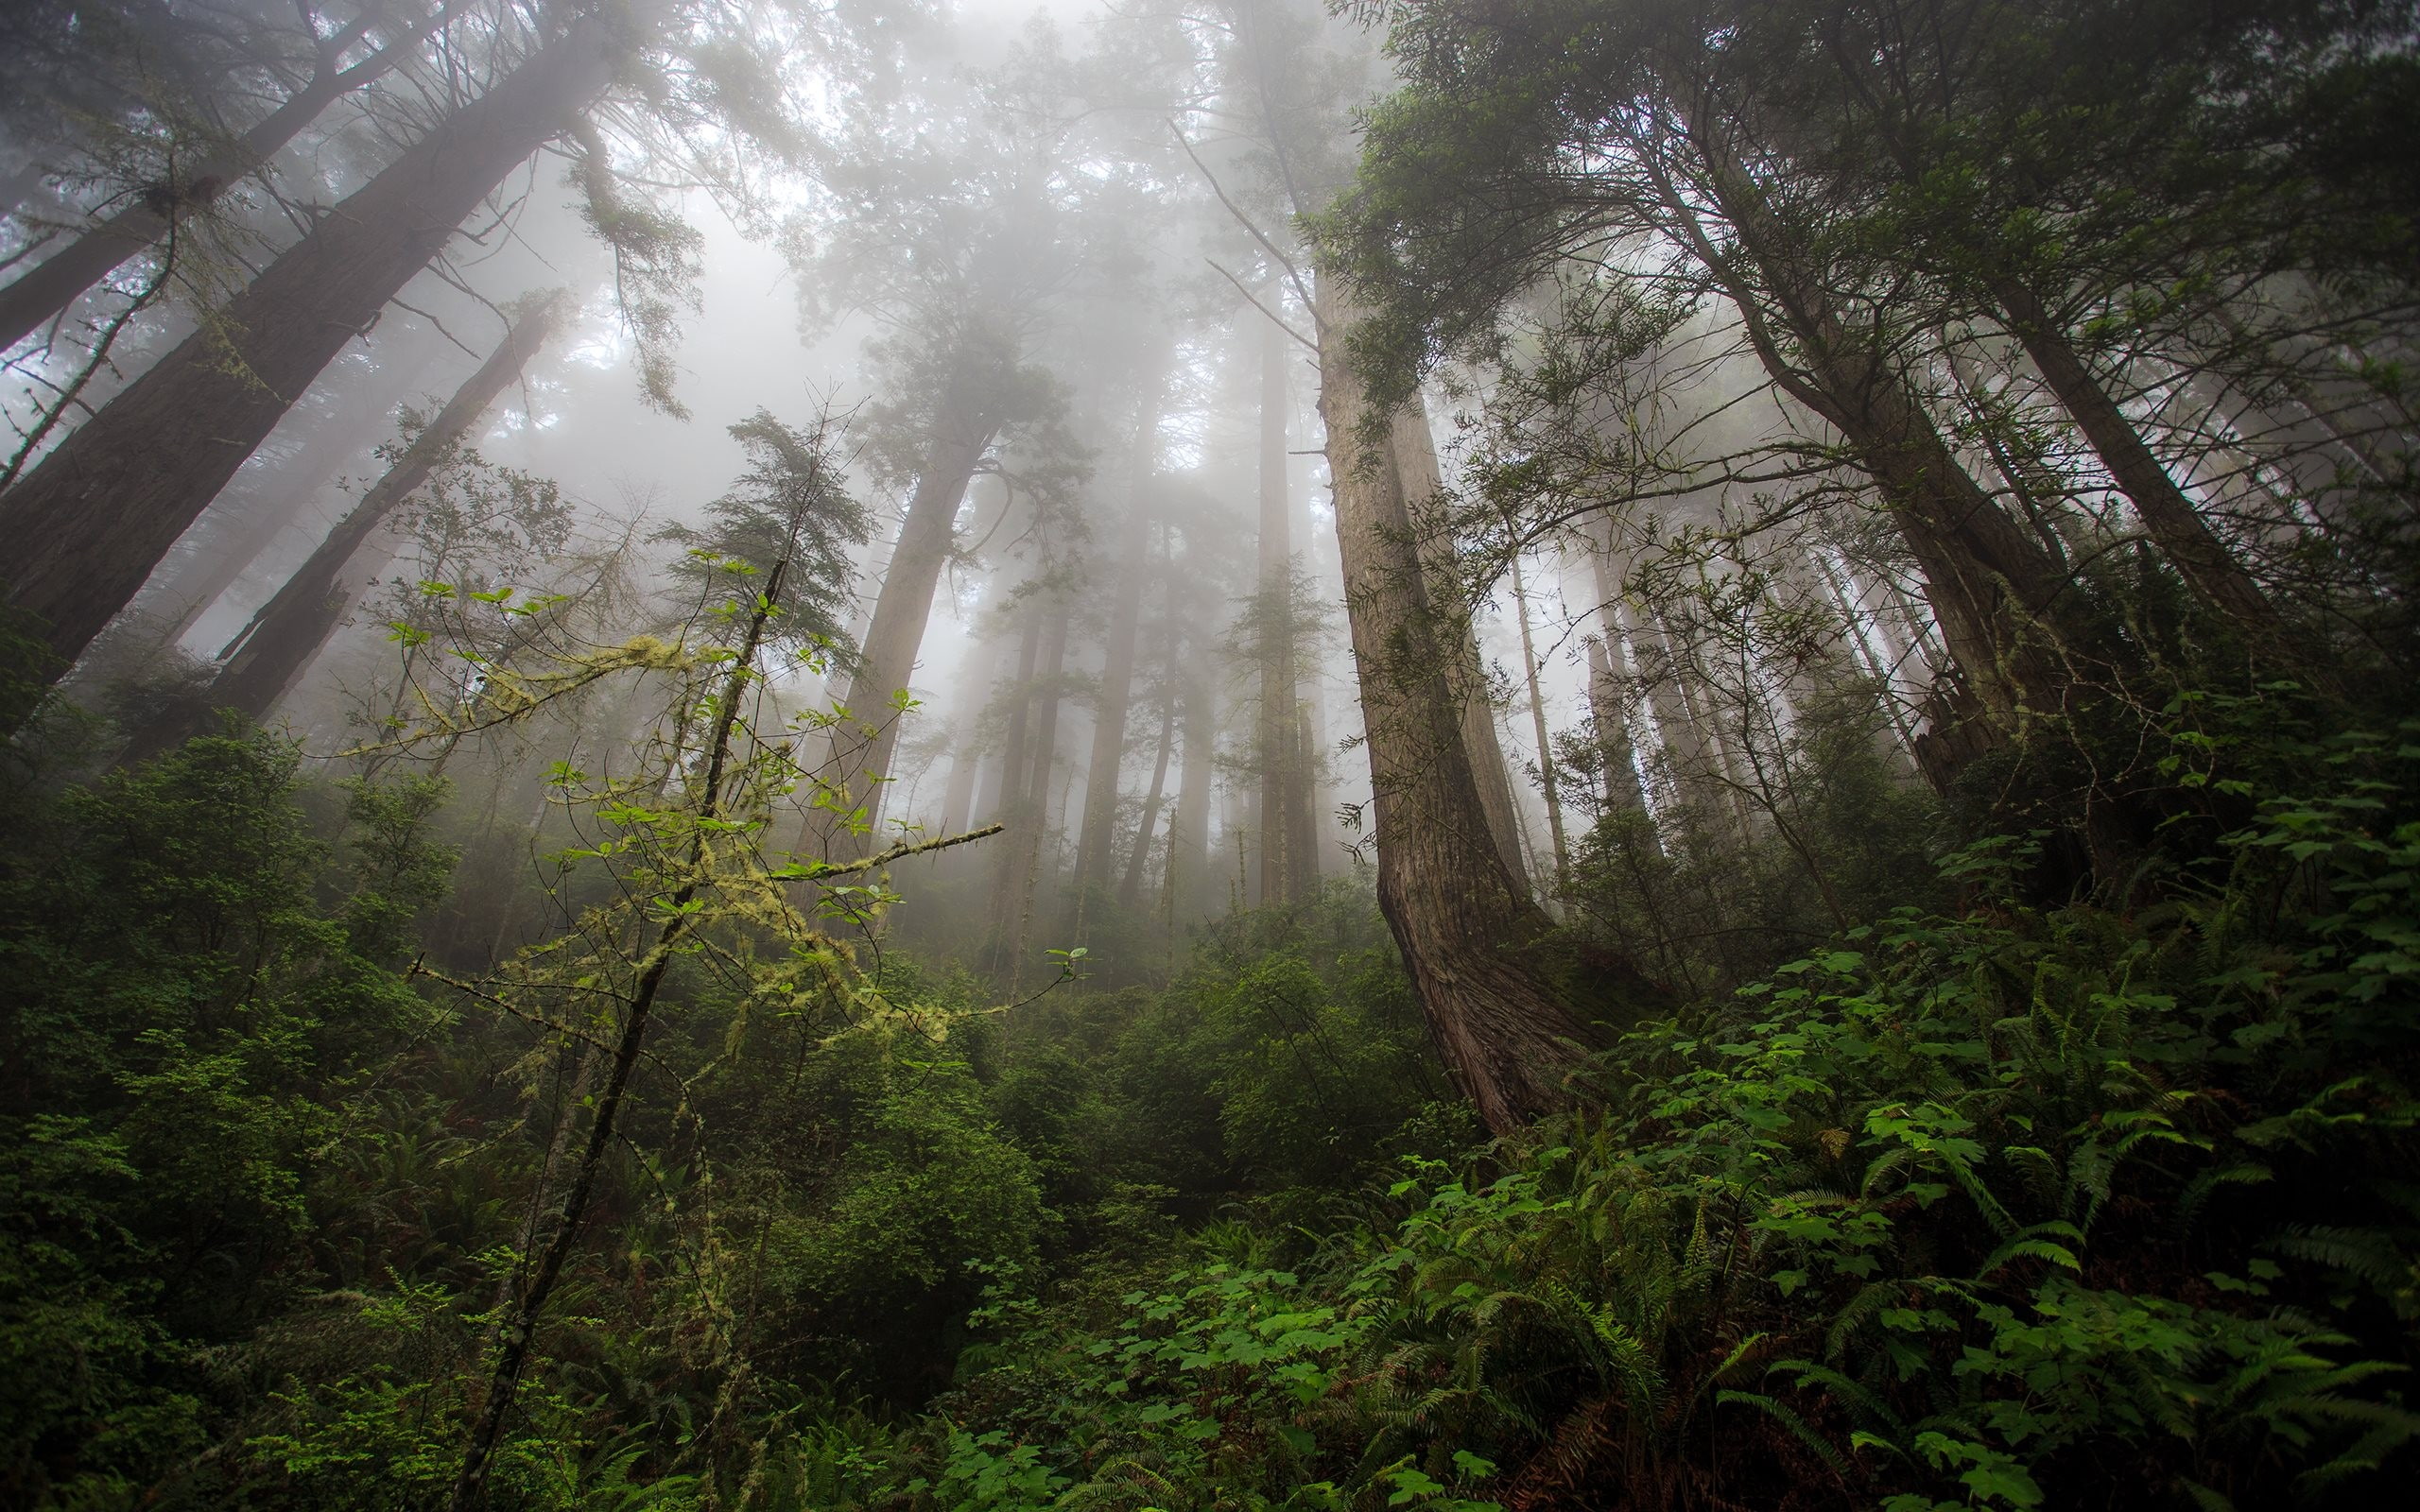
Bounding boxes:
3 0 2417 1507
6 621 2416 1510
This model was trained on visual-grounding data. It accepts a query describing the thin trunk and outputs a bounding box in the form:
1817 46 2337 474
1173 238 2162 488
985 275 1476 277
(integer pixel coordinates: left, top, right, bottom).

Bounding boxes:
1118 688 1178 908
1168 669 1215 922
132 295 564 754
1317 272 1600 1136
1509 553 1570 894
1073 370 1167 903
1659 135 2086 736
1254 308 1302 907
997 601 1068 987
1993 279 2281 627
0 12 626 679
1582 534 1653 818
448 551 786 1512
0 5 443 353
1287 698 1320 892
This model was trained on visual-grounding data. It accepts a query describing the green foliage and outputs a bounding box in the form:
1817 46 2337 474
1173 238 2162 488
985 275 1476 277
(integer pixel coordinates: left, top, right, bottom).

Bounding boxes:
837 716 2420 1510
0 724 441 1507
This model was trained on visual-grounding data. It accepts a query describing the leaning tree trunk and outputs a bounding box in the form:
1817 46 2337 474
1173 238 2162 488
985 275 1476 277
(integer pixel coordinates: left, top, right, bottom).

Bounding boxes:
0 11 626 681
137 293 567 753
1318 272 1597 1135
1072 370 1167 903
146 333 445 648
0 4 444 353
1991 278 2282 628
1660 140 2086 731
804 381 998 859
1119 672 1178 909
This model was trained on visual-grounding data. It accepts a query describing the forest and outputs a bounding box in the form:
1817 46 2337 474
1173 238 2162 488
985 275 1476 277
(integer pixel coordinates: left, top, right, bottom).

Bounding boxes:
0 0 2415 1507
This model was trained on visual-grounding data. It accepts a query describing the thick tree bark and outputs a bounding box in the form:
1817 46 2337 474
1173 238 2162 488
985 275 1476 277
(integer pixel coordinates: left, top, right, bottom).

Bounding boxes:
0 12 624 679
1318 273 1596 1135
1072 374 1167 902
805 385 997 859
139 294 565 751
0 4 442 353
1387 403 1532 889
1992 279 2281 627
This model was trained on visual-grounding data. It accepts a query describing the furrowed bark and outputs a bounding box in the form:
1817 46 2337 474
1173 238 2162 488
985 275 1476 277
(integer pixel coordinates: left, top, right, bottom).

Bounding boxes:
1388 402 1532 889
1318 272 1594 1135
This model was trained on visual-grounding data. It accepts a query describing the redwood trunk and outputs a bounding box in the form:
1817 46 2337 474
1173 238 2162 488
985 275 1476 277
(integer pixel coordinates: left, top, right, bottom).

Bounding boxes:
1318 274 1594 1135
1118 684 1178 908
1388 403 1532 889
0 15 622 677
1993 278 2280 627
1168 670 1215 920
0 5 441 353
1254 311 1306 906
806 394 996 858
182 295 563 733
1073 375 1167 901
150 335 443 647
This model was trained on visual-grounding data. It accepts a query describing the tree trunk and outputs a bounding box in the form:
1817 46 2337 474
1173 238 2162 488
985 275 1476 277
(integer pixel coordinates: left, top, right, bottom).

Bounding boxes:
805 384 997 858
0 12 624 680
130 294 565 755
0 4 442 353
147 335 444 648
1660 138 2087 735
1386 402 1532 888
1253 309 1306 906
1168 668 1215 922
1118 681 1178 908
1582 539 1652 817
1992 278 2281 627
1510 552 1569 894
992 598 1067 986
1073 371 1167 902
1318 272 1596 1135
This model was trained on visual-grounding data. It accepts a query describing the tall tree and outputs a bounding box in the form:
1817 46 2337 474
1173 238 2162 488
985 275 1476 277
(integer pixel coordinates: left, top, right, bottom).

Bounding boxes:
1317 276 1599 1131
0 2 450 353
1253 305 1314 905
144 332 446 648
130 293 568 753
1071 356 1171 904
0 8 640 680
